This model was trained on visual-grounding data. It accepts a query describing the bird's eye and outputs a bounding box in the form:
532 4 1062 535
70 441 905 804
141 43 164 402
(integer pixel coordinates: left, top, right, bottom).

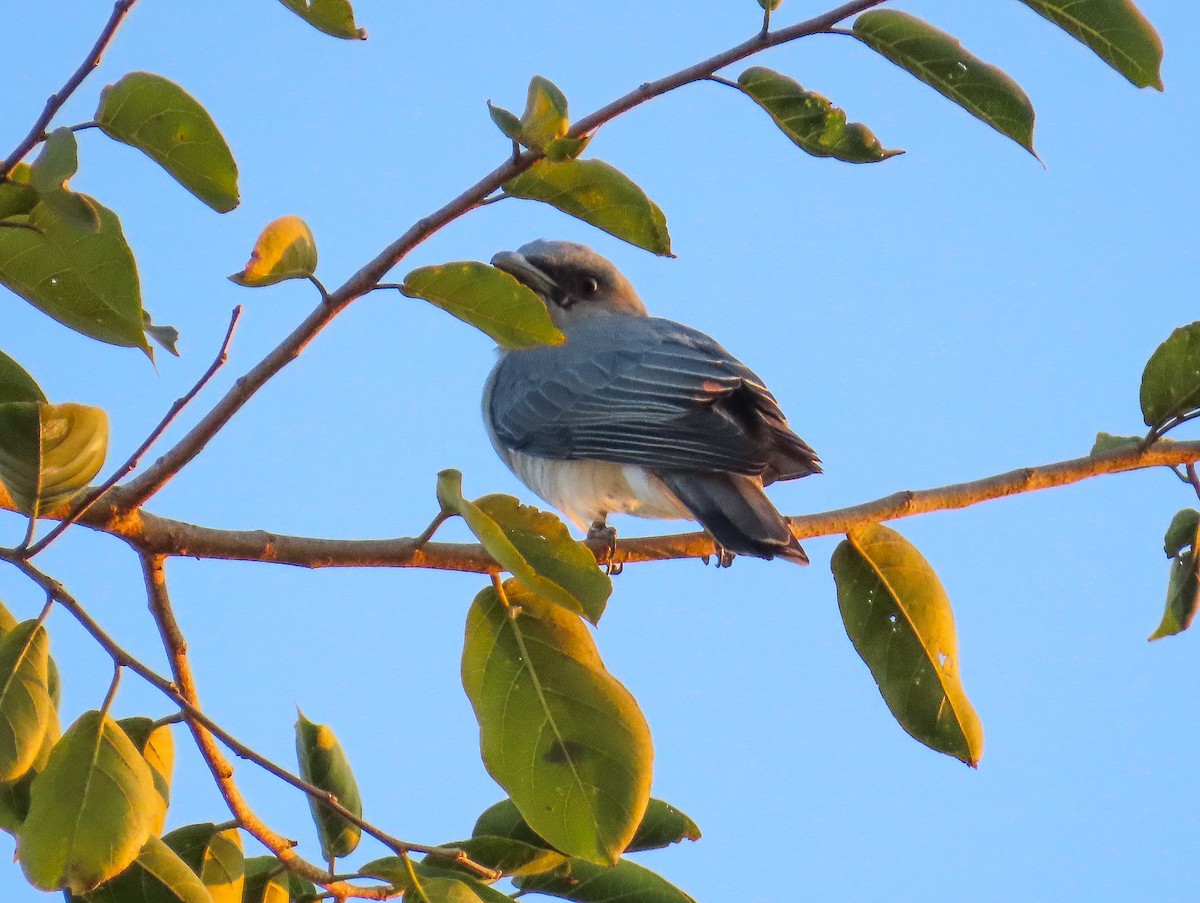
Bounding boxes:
581 276 600 296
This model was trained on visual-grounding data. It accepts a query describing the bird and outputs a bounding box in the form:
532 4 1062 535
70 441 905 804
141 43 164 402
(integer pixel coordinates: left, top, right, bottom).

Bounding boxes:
483 239 820 565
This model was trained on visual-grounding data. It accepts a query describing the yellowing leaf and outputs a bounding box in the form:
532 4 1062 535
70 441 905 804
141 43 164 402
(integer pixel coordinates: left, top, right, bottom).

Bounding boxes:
0 402 108 518
163 822 245 903
0 622 53 782
462 581 653 864
96 71 240 213
80 834 214 903
401 262 564 350
519 76 570 150
277 0 367 39
294 711 362 860
229 215 318 287
117 717 175 835
504 159 672 255
831 523 984 766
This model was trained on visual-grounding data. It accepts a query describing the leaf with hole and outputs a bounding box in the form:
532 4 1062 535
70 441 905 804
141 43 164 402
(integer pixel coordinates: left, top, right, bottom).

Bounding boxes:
97 71 240 213
516 857 698 903
18 710 157 893
401 263 564 350
0 402 108 517
74 834 214 903
0 622 52 783
0 194 148 348
503 159 672 256
163 822 244 903
461 581 653 864
295 710 362 860
738 67 901 163
0 350 45 405
229 215 317 287
276 0 366 38
854 9 1037 154
1016 0 1163 89
118 717 174 835
1140 322 1200 432
831 523 984 766
436 471 605 622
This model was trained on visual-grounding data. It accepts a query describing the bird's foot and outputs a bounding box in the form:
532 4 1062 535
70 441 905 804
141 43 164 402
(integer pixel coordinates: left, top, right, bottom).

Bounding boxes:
703 544 736 568
588 520 622 575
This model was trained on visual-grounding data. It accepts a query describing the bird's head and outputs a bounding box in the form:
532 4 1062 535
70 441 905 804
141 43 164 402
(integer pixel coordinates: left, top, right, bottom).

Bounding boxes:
491 239 648 329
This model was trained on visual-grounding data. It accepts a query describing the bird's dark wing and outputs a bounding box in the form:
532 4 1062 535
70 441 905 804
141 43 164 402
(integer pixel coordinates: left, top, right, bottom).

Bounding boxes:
487 316 819 479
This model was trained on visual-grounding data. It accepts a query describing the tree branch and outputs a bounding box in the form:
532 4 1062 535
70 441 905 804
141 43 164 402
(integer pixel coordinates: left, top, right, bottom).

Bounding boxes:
1 0 138 178
116 0 892 512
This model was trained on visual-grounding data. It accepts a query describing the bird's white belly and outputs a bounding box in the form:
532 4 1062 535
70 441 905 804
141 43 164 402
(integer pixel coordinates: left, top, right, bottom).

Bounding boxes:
503 449 690 531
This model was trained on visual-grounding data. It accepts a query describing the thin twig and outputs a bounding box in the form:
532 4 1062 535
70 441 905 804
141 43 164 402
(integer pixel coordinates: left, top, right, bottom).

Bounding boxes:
703 75 742 91
25 307 242 558
1 0 138 177
1187 463 1200 502
115 0 893 513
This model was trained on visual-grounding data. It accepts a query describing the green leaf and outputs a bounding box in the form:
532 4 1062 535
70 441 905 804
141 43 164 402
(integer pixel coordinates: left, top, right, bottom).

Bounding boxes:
162 823 244 903
758 0 783 10
503 159 672 256
96 71 240 213
1140 322 1200 431
277 0 366 39
0 401 109 517
117 717 175 836
0 713 59 833
1090 431 1141 455
737 67 902 163
545 135 591 162
0 194 148 348
294 710 362 860
229 215 318 287
436 471 605 622
0 164 38 220
0 349 46 404
18 709 157 893
241 857 290 903
143 311 181 357
0 622 53 783
854 9 1037 154
74 834 214 903
425 836 569 879
405 875 495 903
487 101 522 141
471 798 551 847
516 857 698 903
1165 509 1200 558
401 262 564 351
461 581 653 865
30 129 101 232
1150 545 1200 641
1016 0 1163 89
471 797 699 855
519 76 570 150
831 523 984 766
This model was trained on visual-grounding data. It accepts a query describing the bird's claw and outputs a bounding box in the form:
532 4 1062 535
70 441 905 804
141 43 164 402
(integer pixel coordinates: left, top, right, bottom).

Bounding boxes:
588 520 623 575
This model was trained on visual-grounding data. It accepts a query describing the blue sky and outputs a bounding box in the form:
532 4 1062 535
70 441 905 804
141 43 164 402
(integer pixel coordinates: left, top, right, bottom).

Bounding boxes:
2 1 1198 900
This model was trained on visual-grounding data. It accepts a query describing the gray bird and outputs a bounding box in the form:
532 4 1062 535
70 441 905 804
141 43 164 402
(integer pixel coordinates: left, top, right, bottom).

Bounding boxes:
483 240 820 564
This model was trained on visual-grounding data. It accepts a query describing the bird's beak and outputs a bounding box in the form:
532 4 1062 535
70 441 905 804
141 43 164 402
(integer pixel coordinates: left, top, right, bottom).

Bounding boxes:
491 251 558 299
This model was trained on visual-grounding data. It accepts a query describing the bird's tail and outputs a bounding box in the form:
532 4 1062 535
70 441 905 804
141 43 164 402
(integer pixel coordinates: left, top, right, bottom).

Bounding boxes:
657 471 808 565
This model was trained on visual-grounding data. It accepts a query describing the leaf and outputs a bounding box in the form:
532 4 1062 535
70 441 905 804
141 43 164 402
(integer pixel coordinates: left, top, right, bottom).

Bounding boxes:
96 71 240 213
436 471 605 622
1140 322 1200 431
163 822 244 903
294 710 362 860
545 135 591 162
461 581 653 865
241 857 290 903
759 0 783 10
0 713 59 833
519 76 570 151
143 311 180 357
0 402 109 517
18 709 157 893
831 523 984 766
1150 546 1200 641
487 101 522 141
277 0 366 39
75 834 214 903
401 262 564 350
405 875 495 903
229 215 318 287
30 129 101 232
0 349 46 404
1090 431 1141 455
117 717 175 835
853 9 1037 154
471 796 698 854
0 194 148 348
0 164 38 220
516 858 698 903
0 622 53 782
1016 0 1163 89
737 67 902 163
423 836 569 879
1165 509 1200 558
503 159 673 256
